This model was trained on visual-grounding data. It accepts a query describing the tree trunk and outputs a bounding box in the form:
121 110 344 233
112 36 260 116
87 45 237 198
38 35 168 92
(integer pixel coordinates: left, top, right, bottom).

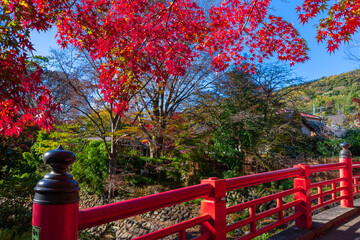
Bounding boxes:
108 154 117 199
149 136 163 159
108 117 118 199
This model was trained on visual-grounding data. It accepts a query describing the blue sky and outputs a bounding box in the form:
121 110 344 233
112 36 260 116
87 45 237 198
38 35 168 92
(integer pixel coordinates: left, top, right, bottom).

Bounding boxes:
29 0 360 82
270 0 360 82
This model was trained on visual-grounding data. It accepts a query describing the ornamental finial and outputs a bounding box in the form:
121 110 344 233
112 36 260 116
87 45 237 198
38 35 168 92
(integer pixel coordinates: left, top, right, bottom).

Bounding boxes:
34 146 79 205
339 142 351 158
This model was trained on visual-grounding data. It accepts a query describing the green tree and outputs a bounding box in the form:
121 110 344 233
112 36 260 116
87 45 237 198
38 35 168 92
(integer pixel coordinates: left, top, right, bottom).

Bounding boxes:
194 63 303 173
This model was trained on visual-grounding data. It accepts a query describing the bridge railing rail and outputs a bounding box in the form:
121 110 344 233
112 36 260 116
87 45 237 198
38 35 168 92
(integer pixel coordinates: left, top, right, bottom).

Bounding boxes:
31 142 355 240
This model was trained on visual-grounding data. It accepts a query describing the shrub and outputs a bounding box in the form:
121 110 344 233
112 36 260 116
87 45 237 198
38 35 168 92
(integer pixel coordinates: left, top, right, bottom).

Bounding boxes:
344 130 360 157
0 137 42 238
72 141 109 196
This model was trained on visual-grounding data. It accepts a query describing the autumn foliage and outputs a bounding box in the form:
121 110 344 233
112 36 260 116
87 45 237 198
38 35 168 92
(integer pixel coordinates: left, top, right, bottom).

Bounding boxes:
1 0 360 136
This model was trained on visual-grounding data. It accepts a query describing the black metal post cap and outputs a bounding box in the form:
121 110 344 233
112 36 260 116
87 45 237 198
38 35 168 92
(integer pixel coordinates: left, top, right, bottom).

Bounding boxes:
33 146 80 205
43 145 75 173
339 142 351 158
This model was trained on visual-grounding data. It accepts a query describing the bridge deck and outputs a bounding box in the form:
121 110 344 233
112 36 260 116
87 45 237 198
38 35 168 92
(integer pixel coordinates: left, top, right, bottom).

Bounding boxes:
269 198 360 240
317 213 360 240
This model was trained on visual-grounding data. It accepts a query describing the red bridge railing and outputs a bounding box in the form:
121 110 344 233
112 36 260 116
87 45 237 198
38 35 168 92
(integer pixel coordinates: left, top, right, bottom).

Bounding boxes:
32 142 357 240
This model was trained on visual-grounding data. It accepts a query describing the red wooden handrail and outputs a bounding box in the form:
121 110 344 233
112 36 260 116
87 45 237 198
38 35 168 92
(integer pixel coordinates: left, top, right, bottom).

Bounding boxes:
225 167 302 191
311 196 347 211
353 162 360 168
309 162 346 173
310 177 345 188
78 183 212 229
226 200 302 232
226 187 302 215
235 212 303 240
132 215 211 240
310 187 346 200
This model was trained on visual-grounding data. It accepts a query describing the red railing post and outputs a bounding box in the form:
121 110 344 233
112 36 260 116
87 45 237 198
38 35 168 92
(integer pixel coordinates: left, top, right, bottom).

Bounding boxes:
293 164 312 229
32 146 80 240
339 142 353 207
200 177 227 240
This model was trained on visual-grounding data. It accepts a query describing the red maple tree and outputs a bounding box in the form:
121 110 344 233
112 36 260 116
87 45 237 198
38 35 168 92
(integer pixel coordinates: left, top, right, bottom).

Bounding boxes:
1 0 359 136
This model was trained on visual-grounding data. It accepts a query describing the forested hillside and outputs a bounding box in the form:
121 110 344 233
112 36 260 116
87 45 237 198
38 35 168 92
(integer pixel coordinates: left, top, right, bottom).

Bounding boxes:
294 69 360 115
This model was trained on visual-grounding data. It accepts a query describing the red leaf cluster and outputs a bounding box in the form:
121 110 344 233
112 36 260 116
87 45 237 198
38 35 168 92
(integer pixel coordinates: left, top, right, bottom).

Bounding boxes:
297 0 360 53
0 51 60 136
1 0 360 136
